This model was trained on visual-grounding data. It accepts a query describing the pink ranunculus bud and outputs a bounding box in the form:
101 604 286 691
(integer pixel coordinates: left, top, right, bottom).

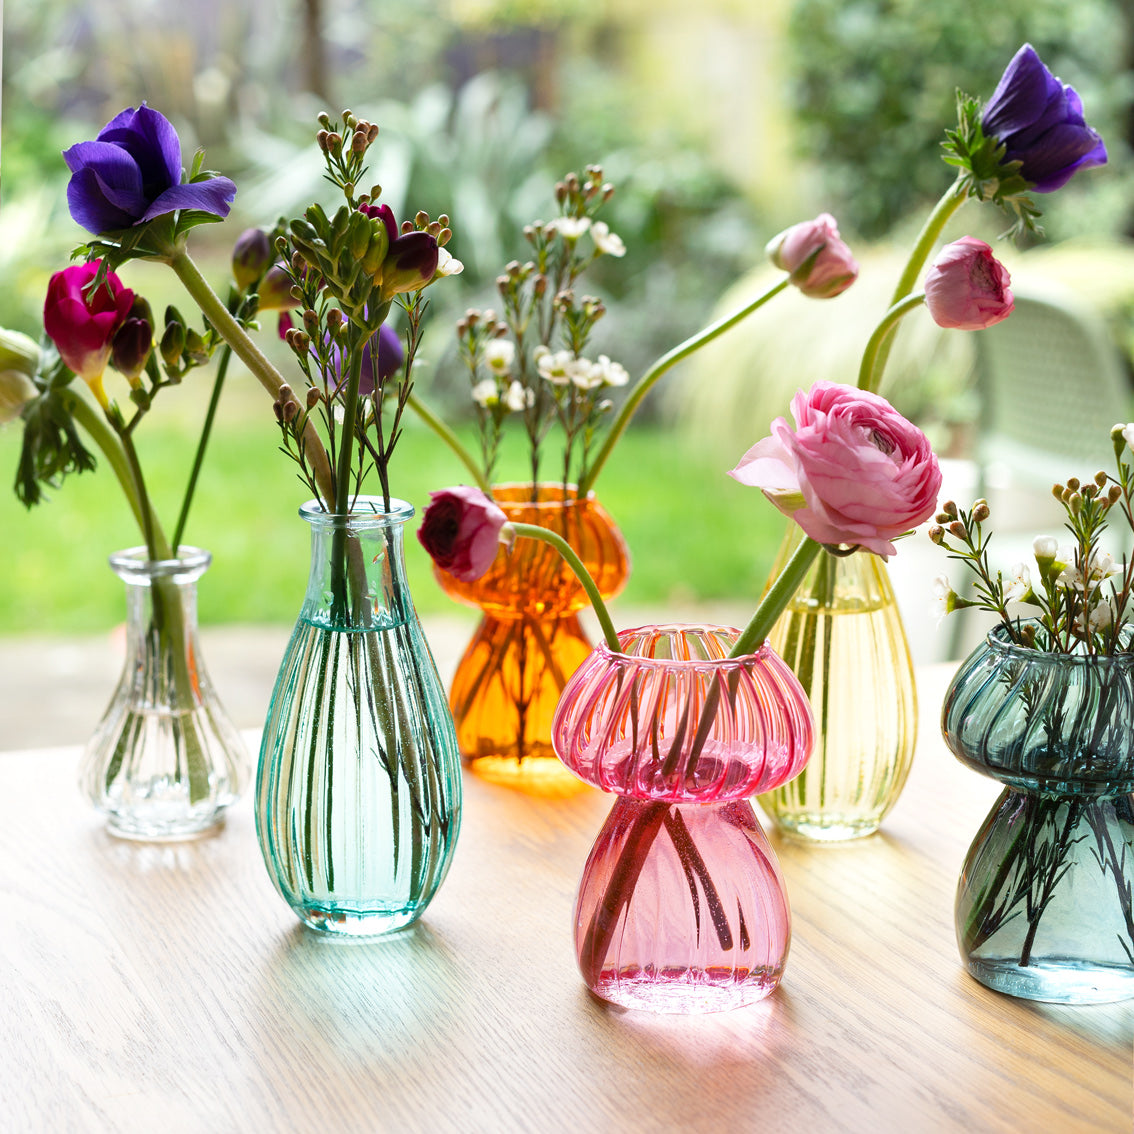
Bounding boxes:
923 237 1014 330
43 260 135 407
766 213 859 299
417 486 509 582
729 381 942 559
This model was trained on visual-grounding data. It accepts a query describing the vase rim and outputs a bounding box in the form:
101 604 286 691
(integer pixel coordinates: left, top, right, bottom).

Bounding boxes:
108 545 211 577
985 620 1134 665
299 496 415 526
594 622 769 667
490 482 593 507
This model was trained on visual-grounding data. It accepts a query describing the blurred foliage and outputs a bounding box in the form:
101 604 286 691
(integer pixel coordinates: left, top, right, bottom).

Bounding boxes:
786 0 1134 239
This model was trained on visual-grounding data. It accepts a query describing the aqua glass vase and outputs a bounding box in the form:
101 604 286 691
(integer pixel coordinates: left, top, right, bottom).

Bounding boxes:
256 498 462 937
80 547 249 840
942 624 1134 1003
759 527 917 841
553 624 813 1013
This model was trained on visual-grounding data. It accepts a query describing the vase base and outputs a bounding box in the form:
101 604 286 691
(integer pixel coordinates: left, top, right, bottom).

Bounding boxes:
466 754 587 797
966 957 1134 1004
292 902 425 939
770 812 881 843
587 966 782 1014
104 803 231 841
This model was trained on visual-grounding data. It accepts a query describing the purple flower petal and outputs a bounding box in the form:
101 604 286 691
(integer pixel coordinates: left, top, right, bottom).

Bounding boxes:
65 168 143 234
138 177 237 224
98 104 181 199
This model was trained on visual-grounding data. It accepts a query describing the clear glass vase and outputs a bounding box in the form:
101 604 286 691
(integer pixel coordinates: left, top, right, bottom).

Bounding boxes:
943 624 1134 1003
79 547 249 840
434 483 629 793
759 526 917 841
256 498 462 937
552 624 813 1013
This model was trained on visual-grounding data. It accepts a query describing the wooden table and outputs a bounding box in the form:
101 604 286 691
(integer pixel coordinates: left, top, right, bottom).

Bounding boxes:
2 665 1130 1133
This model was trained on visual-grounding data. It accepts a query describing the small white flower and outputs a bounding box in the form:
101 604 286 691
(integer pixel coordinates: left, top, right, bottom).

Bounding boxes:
470 378 499 408
930 574 955 627
1032 535 1058 561
568 358 603 390
546 216 592 241
1002 563 1031 603
502 381 533 412
483 339 516 375
1122 423 1134 451
0 369 37 425
593 354 629 388
434 247 464 278
537 348 576 386
1057 546 1120 590
590 221 626 257
332 403 346 424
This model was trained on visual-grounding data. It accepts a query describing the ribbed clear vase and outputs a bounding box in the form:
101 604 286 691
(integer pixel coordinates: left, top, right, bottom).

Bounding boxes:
759 527 917 841
256 498 462 937
943 624 1134 1003
80 547 249 840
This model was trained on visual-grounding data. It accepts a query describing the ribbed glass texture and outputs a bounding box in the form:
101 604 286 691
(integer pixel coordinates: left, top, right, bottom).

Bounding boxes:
435 483 629 791
552 624 812 801
554 624 811 1012
943 625 1134 1002
80 547 249 840
759 528 917 841
257 499 462 937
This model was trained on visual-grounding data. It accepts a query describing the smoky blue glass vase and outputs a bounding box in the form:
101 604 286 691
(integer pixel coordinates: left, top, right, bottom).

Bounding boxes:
256 498 462 937
942 623 1134 1003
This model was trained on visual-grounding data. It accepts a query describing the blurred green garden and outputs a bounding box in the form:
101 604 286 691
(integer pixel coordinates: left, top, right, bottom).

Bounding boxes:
3 0 1134 633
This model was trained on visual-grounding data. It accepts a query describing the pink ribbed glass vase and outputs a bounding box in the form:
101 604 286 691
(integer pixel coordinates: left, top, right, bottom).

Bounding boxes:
552 624 813 1013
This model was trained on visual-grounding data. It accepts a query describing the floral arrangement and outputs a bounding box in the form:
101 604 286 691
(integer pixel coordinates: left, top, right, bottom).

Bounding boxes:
419 380 943 664
415 173 860 503
930 426 1134 654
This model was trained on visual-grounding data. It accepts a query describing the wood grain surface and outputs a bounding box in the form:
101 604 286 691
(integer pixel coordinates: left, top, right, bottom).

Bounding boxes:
2 665 1131 1133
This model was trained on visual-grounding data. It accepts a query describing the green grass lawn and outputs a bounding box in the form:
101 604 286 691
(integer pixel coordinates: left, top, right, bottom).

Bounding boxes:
1 372 785 634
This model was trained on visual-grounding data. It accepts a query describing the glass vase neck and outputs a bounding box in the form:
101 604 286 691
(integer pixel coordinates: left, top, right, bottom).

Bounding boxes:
108 545 211 586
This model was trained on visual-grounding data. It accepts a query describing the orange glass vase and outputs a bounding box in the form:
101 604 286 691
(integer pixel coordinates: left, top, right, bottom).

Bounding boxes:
435 484 630 791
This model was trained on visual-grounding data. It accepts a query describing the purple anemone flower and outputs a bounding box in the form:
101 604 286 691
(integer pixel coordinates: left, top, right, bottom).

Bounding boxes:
63 103 237 235
981 44 1107 193
329 323 404 397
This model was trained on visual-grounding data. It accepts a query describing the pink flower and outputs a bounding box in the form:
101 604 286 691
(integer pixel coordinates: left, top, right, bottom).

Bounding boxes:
923 237 1014 330
43 260 135 407
418 486 509 581
766 213 859 299
729 381 942 558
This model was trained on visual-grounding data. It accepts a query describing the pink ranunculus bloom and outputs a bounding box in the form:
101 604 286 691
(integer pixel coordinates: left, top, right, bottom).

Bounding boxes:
923 237 1014 331
43 260 134 406
766 213 859 299
418 486 509 582
729 381 942 558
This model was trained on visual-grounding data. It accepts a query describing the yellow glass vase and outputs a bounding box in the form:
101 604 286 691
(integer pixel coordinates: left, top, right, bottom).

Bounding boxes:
758 526 917 841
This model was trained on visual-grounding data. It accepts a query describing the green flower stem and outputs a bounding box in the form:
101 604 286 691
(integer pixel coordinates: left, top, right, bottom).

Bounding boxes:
729 535 823 658
857 292 927 394
118 426 163 561
407 392 491 493
509 521 621 652
59 388 149 540
864 176 968 392
577 277 791 498
167 248 336 505
172 343 232 552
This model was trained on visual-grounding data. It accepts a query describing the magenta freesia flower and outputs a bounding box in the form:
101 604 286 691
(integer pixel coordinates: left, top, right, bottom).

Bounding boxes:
417 486 509 581
43 261 135 406
63 104 236 235
766 213 858 299
360 203 439 299
729 381 942 558
923 237 1014 331
982 44 1107 193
